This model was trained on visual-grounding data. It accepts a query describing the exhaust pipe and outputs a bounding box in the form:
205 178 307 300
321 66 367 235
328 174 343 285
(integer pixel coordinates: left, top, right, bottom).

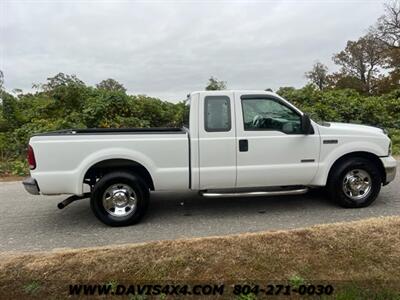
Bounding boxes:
57 193 90 209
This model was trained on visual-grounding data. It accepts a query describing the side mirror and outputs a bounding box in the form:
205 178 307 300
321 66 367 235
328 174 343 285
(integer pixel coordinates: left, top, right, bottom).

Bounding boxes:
301 114 314 134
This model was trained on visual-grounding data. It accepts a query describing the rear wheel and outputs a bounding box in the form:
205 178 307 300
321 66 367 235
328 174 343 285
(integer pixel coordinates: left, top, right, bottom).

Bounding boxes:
90 171 149 226
327 157 381 208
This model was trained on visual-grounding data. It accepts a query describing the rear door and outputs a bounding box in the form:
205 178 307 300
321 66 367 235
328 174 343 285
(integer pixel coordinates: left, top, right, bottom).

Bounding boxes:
198 92 237 189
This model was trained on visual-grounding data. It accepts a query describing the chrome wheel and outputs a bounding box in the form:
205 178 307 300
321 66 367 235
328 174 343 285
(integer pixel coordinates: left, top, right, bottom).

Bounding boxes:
342 169 372 201
102 183 137 217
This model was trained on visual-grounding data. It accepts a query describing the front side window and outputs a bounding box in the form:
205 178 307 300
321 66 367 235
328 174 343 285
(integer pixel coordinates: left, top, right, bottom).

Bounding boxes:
205 96 231 132
242 98 301 134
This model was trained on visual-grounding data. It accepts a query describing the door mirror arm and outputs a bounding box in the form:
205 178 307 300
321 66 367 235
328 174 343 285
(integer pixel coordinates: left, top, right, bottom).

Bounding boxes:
301 114 314 135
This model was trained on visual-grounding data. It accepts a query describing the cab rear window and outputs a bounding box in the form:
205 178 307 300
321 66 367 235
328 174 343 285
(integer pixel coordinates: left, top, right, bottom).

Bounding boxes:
204 96 231 132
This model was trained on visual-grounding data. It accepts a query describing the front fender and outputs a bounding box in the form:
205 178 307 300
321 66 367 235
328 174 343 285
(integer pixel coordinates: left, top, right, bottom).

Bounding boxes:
311 141 386 186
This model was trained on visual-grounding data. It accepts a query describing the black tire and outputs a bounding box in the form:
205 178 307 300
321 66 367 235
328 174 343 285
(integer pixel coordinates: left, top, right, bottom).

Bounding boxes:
327 157 382 208
90 171 149 226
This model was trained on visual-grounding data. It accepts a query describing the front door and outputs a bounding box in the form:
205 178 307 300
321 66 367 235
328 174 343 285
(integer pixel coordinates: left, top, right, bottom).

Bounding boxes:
235 94 320 188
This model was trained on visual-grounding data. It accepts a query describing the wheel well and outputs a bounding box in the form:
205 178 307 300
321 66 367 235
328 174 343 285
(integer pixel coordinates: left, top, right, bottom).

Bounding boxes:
84 159 155 190
327 151 386 184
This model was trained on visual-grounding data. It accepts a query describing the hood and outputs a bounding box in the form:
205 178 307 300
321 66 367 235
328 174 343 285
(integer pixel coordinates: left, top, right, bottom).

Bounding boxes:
319 122 385 136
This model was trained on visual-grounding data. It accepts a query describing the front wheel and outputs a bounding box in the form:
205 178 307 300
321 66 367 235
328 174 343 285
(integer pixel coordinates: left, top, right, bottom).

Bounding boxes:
90 172 149 226
327 157 382 208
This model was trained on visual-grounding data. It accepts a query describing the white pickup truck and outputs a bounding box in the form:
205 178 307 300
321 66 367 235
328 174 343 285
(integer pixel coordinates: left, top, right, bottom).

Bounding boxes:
23 90 397 226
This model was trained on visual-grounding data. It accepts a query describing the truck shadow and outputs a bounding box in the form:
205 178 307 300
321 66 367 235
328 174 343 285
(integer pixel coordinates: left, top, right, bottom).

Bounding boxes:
55 188 334 226
144 188 335 221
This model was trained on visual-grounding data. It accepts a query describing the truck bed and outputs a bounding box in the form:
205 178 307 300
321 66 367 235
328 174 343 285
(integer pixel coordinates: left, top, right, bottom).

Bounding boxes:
30 128 190 195
34 127 186 136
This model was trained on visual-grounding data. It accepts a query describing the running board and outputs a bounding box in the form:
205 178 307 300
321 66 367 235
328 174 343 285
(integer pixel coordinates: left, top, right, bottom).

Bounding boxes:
200 188 309 198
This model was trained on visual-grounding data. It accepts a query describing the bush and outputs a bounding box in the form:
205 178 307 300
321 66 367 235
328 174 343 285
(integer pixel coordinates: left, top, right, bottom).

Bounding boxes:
277 86 400 129
277 86 400 155
0 159 28 176
0 81 398 177
0 85 187 176
388 128 400 155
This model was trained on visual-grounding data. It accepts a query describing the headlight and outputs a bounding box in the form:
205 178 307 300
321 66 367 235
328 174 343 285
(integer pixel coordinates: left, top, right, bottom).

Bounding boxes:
388 140 392 156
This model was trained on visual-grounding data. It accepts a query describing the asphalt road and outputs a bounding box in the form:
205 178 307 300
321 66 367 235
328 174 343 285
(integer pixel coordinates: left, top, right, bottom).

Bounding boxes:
1 165 399 252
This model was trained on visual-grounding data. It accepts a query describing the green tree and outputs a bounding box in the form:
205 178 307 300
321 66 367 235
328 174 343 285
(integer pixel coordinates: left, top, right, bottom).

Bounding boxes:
39 72 85 91
39 73 89 115
370 1 400 90
333 35 386 94
373 0 400 49
96 78 127 93
305 62 329 90
326 73 364 92
205 76 227 90
0 70 4 90
1 92 19 129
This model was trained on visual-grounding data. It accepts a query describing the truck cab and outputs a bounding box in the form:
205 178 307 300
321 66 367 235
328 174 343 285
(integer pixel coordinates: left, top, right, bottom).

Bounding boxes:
188 91 318 190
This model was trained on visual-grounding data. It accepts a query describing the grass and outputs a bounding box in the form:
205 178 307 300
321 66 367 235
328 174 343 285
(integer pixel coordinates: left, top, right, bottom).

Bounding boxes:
331 284 400 300
22 281 41 295
288 274 306 288
0 217 399 299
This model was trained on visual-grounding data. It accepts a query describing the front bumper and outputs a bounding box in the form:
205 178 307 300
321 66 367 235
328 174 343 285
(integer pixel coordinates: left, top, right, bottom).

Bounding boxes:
380 156 397 185
22 177 40 195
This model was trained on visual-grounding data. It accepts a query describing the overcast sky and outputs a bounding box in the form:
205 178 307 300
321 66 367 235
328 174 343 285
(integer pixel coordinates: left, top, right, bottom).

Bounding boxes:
1 0 386 102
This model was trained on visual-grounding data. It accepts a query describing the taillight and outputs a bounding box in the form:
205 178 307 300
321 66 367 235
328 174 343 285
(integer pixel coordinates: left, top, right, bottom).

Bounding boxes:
27 145 36 170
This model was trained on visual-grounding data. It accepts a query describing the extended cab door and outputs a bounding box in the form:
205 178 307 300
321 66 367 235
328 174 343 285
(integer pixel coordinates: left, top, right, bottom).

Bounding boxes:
198 92 237 189
235 93 320 188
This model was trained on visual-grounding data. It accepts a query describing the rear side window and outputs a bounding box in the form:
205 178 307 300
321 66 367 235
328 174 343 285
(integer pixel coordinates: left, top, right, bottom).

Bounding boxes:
204 96 231 132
